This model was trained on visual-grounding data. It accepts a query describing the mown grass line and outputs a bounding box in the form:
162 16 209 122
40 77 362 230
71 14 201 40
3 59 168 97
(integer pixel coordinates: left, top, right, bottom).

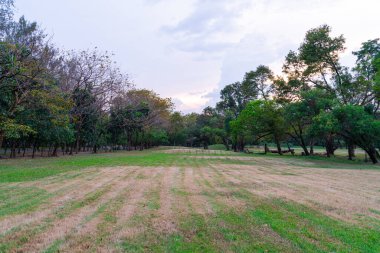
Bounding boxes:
43 239 64 253
0 182 114 252
120 167 219 253
42 169 138 252
55 185 112 219
119 170 167 252
0 186 51 217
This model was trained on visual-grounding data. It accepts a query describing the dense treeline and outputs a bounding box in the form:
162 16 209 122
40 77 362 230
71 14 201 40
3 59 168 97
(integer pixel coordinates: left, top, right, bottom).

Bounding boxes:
0 1 173 158
1 1 380 163
168 25 380 163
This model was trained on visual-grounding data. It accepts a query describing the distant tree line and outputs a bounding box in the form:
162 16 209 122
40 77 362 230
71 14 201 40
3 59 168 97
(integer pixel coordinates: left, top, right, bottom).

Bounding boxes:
167 25 380 163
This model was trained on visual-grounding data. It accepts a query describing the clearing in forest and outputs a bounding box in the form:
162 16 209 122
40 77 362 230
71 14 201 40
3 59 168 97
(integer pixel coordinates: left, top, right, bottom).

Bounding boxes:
0 148 379 252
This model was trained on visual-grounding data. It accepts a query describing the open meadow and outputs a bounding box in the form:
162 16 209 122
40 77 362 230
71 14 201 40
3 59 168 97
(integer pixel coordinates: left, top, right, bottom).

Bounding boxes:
0 148 379 252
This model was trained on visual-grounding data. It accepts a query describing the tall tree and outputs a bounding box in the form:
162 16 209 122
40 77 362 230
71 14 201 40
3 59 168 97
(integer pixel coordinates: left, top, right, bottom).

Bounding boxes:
0 16 56 150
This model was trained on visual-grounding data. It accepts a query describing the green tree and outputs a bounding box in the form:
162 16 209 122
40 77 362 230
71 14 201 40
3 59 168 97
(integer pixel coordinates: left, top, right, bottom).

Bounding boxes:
242 65 273 101
238 100 287 154
0 17 56 150
168 112 186 146
284 89 335 156
325 105 380 163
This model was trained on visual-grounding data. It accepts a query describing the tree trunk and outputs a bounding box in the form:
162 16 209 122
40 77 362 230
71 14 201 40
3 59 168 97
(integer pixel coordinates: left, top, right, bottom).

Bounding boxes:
32 141 37 159
75 133 80 154
275 138 283 155
48 144 52 157
347 141 355 161
300 144 309 156
140 131 144 151
93 145 98 154
299 136 310 156
52 144 59 157
0 131 4 151
325 135 335 157
238 138 245 152
366 147 378 164
223 138 230 151
10 142 16 158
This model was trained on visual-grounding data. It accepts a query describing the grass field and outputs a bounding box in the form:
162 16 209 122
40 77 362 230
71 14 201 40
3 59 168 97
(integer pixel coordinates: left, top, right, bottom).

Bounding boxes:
0 148 379 252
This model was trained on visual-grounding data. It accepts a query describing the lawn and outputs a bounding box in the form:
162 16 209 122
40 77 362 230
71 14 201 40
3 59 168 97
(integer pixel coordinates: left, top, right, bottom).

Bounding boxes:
0 148 379 252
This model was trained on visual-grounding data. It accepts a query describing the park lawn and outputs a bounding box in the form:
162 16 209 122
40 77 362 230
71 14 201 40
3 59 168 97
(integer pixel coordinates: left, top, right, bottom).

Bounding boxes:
0 148 379 252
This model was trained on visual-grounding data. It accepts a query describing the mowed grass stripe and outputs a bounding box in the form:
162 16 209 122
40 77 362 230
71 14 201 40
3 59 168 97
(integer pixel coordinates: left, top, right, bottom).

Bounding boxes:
0 168 108 235
0 168 132 252
54 169 139 252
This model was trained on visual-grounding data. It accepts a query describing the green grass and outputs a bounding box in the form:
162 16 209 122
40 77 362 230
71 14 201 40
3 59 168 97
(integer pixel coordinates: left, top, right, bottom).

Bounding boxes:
1 148 378 183
43 239 64 253
0 186 50 217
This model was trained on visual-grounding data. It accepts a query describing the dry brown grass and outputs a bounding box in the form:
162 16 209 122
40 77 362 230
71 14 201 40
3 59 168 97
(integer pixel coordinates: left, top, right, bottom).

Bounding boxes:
217 163 380 222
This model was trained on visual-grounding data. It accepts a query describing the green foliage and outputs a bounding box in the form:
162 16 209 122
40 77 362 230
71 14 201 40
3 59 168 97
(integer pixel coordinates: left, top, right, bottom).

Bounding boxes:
0 119 35 139
299 24 345 69
333 105 380 155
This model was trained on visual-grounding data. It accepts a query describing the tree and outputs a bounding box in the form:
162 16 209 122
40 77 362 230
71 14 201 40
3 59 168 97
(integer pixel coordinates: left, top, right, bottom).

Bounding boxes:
19 89 73 158
331 105 380 163
58 49 129 153
109 89 173 150
299 24 346 91
242 65 273 101
216 82 248 118
0 0 13 37
352 39 380 108
284 89 335 156
0 16 57 150
168 112 186 146
238 100 287 154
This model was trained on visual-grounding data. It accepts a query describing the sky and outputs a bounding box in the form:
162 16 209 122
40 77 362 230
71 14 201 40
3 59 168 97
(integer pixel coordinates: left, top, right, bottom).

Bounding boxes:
15 0 380 113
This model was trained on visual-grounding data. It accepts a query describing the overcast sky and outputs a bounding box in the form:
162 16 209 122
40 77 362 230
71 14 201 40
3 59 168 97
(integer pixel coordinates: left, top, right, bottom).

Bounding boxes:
15 0 380 113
